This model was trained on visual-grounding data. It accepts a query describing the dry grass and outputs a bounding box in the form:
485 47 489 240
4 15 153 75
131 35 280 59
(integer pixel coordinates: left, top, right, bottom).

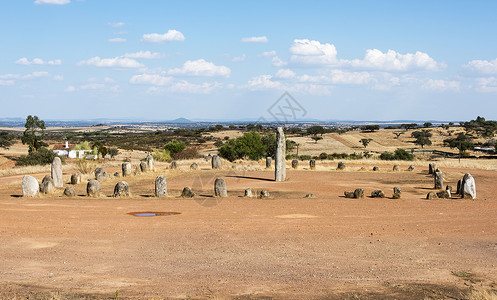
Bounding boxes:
469 288 497 300
0 164 51 177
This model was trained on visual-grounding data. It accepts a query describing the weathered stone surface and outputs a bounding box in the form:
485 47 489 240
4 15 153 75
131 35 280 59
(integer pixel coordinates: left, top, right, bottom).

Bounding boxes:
426 191 438 199
122 162 132 177
95 167 107 181
87 179 100 197
393 165 400 171
354 188 364 199
114 172 120 178
446 185 452 192
393 187 402 199
212 155 222 169
22 175 39 197
40 175 55 194
180 186 195 198
456 179 462 195
304 193 315 198
437 189 451 199
266 157 272 169
461 173 476 199
170 161 178 169
70 172 81 184
113 181 130 197
259 190 270 198
371 190 385 198
244 188 253 198
429 163 437 174
146 154 154 171
275 127 286 182
309 159 316 170
140 161 148 173
337 162 346 170
408 165 415 171
155 175 167 197
373 166 379 171
190 163 198 170
63 185 75 197
51 157 63 188
291 159 298 169
434 171 444 189
214 177 227 197
344 191 355 198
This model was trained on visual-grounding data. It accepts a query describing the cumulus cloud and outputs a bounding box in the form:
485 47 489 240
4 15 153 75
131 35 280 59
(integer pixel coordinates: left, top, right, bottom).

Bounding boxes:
246 75 283 90
168 59 230 77
274 69 296 79
124 51 162 59
65 79 120 93
272 56 287 67
15 57 62 65
168 80 222 94
108 38 126 43
259 50 276 57
289 39 338 65
109 22 125 28
232 54 246 62
464 59 497 75
241 36 268 43
129 74 172 86
422 79 460 91
77 56 144 68
475 77 497 92
141 30 185 43
346 49 444 72
34 0 70 4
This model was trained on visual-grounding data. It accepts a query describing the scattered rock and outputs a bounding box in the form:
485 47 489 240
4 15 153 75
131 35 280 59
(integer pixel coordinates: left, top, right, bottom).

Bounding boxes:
393 165 400 171
393 187 402 199
304 193 314 198
155 175 167 197
337 162 346 170
51 157 63 188
190 163 198 170
359 167 366 171
429 163 437 174
70 172 81 184
371 190 385 198
446 185 452 192
63 185 75 197
437 189 451 199
181 186 195 198
122 162 132 177
87 179 100 197
461 173 476 199
146 154 154 171
434 171 444 189
113 181 130 197
214 177 227 197
309 159 316 170
266 157 272 168
373 166 379 171
140 161 148 173
291 159 298 169
244 188 253 198
212 155 222 169
408 165 415 171
259 190 270 198
114 172 120 178
39 175 55 194
95 167 107 181
354 188 364 199
426 191 438 199
22 175 39 197
170 161 178 169
456 179 462 195
344 191 355 198
275 127 286 181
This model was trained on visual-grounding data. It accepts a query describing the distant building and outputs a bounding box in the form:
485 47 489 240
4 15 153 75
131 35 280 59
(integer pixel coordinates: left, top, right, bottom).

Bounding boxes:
52 141 95 159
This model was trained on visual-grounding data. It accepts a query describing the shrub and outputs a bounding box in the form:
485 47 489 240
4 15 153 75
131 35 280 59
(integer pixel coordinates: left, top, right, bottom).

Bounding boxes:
108 147 119 158
213 140 224 147
74 158 99 174
219 131 266 161
16 147 61 166
319 152 328 160
152 149 172 162
164 139 186 154
394 148 414 161
380 152 395 160
172 147 200 160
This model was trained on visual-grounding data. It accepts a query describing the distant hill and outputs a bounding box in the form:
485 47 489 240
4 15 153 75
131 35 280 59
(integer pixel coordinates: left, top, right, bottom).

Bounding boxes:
170 118 193 124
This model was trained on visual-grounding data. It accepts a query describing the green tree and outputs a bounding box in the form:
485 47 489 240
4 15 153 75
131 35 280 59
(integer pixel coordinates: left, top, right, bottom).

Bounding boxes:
401 123 418 130
360 125 380 132
311 136 323 143
444 133 474 159
218 131 266 161
108 147 119 158
21 115 47 153
461 116 497 138
164 139 186 154
411 130 432 148
0 131 16 149
307 125 326 136
360 138 372 148
423 122 433 128
393 131 404 139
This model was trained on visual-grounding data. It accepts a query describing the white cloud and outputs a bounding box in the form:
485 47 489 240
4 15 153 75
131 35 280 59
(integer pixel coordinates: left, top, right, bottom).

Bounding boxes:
65 85 76 92
129 74 172 86
232 54 246 62
80 83 105 90
346 49 444 72
53 75 64 81
124 51 162 59
168 59 230 77
110 22 125 28
289 39 338 65
168 80 222 94
422 79 460 91
246 75 283 90
241 36 268 43
15 57 62 65
326 70 375 85
0 80 15 86
464 59 497 75
272 56 288 67
141 30 185 43
65 79 120 93
259 50 276 57
34 0 70 4
108 38 126 43
78 56 144 68
475 77 497 92
0 71 51 80
274 69 296 79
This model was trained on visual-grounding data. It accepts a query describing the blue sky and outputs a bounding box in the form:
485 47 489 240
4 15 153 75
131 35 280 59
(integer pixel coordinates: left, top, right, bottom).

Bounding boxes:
1 0 497 122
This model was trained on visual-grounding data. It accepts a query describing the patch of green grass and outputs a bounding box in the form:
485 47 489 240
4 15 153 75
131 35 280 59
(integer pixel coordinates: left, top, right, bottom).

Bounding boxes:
451 271 481 283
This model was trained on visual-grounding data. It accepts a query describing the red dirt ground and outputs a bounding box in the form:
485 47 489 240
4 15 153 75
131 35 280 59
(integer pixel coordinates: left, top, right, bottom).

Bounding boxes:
0 165 496 299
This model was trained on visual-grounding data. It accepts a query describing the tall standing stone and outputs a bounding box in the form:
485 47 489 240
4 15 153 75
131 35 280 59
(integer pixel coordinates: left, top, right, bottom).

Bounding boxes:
434 171 444 189
309 159 316 170
393 187 402 199
456 179 462 195
266 157 272 169
212 155 222 169
22 175 39 197
71 172 81 184
140 161 148 172
275 127 286 182
214 177 227 197
337 162 346 170
155 175 167 197
146 154 154 171
51 157 63 188
113 181 130 197
87 179 100 197
122 162 132 177
95 167 107 181
461 173 476 199
291 159 298 169
429 163 437 174
40 175 55 194
170 161 178 169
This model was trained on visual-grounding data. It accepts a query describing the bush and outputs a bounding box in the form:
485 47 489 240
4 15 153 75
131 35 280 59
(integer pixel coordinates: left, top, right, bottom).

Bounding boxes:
213 140 224 148
164 139 186 154
219 131 266 161
380 152 395 160
16 147 61 166
319 152 328 160
380 148 414 161
74 158 99 174
152 149 172 162
172 147 200 160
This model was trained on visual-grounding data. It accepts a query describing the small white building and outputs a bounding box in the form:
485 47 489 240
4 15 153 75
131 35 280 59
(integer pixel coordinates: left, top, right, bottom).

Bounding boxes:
53 142 95 159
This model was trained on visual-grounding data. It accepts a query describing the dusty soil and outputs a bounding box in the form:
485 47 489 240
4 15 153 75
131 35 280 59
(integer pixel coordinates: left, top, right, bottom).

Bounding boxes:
1 164 496 299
